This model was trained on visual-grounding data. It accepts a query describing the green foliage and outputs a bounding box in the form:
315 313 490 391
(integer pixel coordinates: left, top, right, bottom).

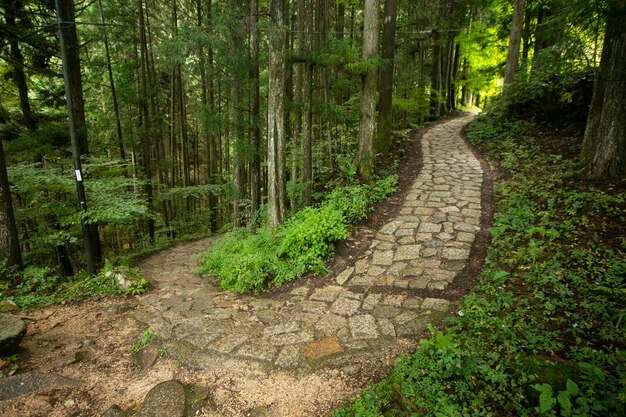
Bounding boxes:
198 175 397 294
0 260 148 310
130 328 154 352
334 117 625 416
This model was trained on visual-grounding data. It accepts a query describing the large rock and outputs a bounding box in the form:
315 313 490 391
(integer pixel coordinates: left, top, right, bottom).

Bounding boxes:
134 380 187 417
0 300 19 314
0 313 26 355
0 371 80 400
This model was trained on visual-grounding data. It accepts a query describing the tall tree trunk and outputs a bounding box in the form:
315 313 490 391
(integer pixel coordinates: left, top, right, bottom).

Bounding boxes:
268 0 287 228
357 0 379 179
138 0 155 242
97 0 124 159
580 1 626 180
430 30 442 119
58 0 89 156
377 0 397 154
302 0 313 206
249 0 261 228
0 137 23 271
504 0 525 85
4 0 36 131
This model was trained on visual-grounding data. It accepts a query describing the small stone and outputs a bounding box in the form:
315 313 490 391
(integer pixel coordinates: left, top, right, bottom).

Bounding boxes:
0 314 26 355
379 220 402 235
377 318 396 337
381 295 405 307
64 399 75 407
300 300 328 314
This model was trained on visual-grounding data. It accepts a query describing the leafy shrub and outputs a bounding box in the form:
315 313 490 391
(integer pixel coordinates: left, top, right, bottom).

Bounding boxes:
199 174 398 294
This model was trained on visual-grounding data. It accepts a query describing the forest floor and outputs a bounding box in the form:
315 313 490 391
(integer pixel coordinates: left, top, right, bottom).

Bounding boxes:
0 113 494 416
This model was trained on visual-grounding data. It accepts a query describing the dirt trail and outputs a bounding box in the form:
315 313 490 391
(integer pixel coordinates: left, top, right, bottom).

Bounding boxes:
0 115 487 416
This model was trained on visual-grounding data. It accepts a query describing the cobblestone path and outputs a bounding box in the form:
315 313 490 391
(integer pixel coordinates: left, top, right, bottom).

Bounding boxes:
133 115 483 415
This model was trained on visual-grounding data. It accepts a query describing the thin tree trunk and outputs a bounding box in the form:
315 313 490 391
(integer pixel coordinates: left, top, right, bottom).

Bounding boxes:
0 137 23 271
357 0 380 179
138 0 155 242
430 31 442 119
97 0 124 159
302 0 313 206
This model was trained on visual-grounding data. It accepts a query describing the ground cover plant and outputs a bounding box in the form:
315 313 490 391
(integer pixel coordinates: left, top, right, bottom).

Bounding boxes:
333 115 625 416
197 174 398 294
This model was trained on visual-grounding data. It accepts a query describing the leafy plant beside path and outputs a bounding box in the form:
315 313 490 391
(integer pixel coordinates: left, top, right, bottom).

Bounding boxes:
197 174 398 294
333 116 625 416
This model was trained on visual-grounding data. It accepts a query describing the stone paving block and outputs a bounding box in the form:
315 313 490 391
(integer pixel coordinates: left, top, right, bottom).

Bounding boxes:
372 306 402 319
398 236 416 245
268 331 314 346
349 274 378 286
348 315 379 340
354 259 369 274
442 248 471 260
379 220 403 235
274 345 301 368
315 313 348 336
421 298 451 311
418 222 442 233
381 295 405 307
263 322 299 337
330 297 361 316
209 333 249 354
457 232 476 242
428 281 449 290
362 294 382 310
377 318 396 337
302 336 344 361
367 265 386 277
408 277 430 289
336 267 354 285
237 342 278 363
372 250 394 265
394 245 421 261
310 286 343 302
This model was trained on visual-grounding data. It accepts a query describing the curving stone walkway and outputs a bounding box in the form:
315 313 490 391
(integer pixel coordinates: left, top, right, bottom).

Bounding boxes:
132 115 482 413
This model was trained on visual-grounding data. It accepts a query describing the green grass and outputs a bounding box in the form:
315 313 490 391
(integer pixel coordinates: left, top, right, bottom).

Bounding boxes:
333 116 626 416
197 175 398 294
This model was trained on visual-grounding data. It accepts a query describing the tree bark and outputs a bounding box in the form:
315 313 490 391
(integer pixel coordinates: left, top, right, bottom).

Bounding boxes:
0 137 23 271
302 0 313 206
357 0 379 179
268 0 287 228
377 0 397 154
504 0 525 85
249 0 261 228
580 1 626 180
430 30 442 119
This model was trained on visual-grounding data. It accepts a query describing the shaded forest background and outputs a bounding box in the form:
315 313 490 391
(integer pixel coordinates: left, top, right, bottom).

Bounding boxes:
0 0 616 278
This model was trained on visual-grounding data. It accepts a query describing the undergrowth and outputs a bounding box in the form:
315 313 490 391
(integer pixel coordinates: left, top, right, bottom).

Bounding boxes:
333 116 625 416
0 259 148 310
197 174 398 294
